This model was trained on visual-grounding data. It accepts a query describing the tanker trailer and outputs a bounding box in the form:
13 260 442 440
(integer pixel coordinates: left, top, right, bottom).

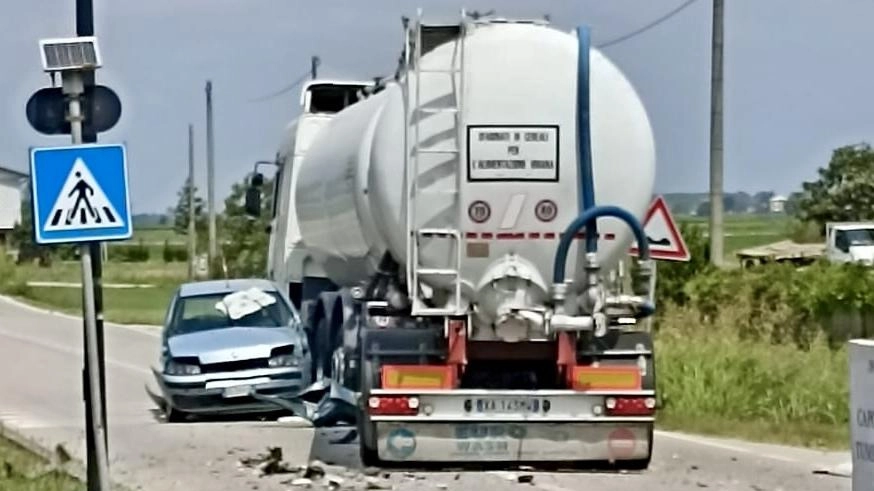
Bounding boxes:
246 12 658 468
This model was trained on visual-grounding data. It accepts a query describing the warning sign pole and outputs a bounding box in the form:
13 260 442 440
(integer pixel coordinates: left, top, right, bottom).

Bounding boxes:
75 2 111 490
63 67 111 491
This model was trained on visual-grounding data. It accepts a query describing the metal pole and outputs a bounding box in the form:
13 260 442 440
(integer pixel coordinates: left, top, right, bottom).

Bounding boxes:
66 71 111 491
310 56 320 79
75 1 109 489
205 81 216 276
708 0 725 266
187 124 197 280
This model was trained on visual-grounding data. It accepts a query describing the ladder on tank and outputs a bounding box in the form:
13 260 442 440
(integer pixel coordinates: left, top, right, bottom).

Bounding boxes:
404 9 467 316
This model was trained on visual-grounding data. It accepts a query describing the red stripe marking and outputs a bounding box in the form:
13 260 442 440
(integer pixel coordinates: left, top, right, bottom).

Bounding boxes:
464 232 618 240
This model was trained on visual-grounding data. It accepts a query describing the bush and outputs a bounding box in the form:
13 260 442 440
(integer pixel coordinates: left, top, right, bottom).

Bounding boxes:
786 219 821 243
162 240 188 263
678 260 874 349
652 221 713 307
107 241 150 263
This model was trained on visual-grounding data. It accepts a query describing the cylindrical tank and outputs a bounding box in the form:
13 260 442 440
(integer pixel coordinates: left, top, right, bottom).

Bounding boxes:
293 21 655 330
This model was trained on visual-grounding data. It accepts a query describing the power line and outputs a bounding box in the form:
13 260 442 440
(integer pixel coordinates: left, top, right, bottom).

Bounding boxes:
247 69 312 103
596 0 701 49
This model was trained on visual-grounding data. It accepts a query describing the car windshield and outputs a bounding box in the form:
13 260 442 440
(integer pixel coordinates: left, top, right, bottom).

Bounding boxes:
167 288 294 336
846 228 874 246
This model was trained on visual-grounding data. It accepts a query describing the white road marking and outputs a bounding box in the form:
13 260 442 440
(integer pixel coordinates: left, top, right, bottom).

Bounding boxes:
500 194 526 229
656 430 798 464
0 294 160 337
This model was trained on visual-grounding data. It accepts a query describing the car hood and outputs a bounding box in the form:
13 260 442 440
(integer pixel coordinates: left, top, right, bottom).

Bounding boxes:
167 326 297 364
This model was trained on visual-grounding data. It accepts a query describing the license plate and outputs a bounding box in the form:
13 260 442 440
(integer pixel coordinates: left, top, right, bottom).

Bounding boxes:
223 385 252 398
472 397 545 414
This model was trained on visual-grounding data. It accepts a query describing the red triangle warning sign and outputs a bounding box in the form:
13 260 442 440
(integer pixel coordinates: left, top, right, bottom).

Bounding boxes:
629 195 690 262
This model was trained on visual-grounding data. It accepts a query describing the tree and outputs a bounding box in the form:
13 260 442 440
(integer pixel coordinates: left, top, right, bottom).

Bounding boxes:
172 178 207 248
796 143 874 232
218 173 274 278
750 191 774 214
8 188 69 266
731 191 752 213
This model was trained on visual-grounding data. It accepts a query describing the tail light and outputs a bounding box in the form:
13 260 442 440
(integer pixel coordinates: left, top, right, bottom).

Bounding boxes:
604 396 656 416
367 396 420 416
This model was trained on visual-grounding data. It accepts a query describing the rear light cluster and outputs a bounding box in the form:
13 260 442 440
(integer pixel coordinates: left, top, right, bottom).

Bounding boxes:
604 396 656 416
367 396 420 416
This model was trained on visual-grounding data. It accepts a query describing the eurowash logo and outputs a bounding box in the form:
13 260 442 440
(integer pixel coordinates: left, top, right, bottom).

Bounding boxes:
386 427 416 459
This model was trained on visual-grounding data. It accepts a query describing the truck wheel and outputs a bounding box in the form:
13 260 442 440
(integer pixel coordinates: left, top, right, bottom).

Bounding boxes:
357 356 382 467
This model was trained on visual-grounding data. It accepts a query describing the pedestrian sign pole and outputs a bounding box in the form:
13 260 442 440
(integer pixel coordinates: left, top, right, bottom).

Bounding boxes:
29 35 130 491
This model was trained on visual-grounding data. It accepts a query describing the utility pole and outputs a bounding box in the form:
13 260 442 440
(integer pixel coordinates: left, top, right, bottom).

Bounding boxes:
75 1 110 489
205 81 216 275
187 124 197 280
311 56 320 79
708 0 725 266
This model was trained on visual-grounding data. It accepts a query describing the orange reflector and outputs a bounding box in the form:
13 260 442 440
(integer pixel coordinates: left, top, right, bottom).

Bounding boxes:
381 365 454 389
572 366 642 391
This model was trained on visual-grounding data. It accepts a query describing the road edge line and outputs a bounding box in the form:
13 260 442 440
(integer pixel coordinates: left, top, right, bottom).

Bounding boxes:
0 293 160 335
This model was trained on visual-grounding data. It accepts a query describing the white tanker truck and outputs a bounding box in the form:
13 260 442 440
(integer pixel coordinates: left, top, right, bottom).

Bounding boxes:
245 11 659 468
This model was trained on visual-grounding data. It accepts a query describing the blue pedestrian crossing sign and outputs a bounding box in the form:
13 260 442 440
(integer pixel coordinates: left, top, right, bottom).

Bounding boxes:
30 143 132 244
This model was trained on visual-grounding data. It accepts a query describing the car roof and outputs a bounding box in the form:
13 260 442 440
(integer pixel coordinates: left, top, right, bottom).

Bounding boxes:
177 278 280 298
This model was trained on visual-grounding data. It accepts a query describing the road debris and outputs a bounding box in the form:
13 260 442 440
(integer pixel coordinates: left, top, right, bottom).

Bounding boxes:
517 474 534 484
238 447 297 476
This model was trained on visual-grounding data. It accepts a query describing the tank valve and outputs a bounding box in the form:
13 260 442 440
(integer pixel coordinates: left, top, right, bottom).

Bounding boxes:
593 312 608 337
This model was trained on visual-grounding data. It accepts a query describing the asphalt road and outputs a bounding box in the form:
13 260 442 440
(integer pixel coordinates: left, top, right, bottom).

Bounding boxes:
0 295 854 491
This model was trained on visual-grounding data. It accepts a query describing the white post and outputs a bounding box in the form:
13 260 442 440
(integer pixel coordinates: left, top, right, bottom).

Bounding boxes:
849 339 874 489
63 70 111 491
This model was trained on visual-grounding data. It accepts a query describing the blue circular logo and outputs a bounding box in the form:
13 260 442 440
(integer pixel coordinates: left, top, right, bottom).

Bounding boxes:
386 428 416 459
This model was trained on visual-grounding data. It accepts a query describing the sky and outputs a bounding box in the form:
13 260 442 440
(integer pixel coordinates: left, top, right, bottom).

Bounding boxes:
3 0 874 214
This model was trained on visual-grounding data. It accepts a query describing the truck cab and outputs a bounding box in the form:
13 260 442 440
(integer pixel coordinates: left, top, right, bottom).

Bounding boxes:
825 222 874 265
266 79 375 309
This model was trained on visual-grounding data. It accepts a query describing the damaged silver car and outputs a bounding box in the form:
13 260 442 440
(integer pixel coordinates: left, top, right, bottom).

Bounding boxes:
151 278 312 421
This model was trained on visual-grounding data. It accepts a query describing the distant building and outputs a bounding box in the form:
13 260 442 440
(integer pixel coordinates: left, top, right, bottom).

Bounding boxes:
769 194 788 213
0 165 28 245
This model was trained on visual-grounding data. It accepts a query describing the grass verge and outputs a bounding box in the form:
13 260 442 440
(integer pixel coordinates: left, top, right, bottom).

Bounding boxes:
9 283 176 325
655 306 849 450
0 435 82 491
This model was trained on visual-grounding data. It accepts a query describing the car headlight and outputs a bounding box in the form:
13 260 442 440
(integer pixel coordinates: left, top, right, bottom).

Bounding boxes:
165 360 201 375
268 354 299 368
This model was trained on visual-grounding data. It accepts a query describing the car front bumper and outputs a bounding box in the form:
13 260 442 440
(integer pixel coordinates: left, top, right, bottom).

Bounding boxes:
154 367 307 415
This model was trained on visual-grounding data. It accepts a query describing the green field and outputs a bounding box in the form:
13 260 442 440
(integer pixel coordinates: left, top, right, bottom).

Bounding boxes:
677 213 793 263
0 436 82 491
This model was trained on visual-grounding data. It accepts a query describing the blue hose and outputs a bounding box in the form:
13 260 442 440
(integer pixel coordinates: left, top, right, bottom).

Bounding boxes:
552 205 650 284
575 25 598 255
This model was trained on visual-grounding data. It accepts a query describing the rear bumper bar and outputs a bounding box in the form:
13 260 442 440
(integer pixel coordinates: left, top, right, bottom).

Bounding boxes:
374 421 652 462
363 389 655 462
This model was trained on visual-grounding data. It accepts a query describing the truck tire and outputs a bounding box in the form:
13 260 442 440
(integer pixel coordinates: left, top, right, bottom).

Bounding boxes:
357 355 382 467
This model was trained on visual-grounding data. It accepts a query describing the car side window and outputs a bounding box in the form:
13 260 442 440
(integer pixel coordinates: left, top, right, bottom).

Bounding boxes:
835 230 849 252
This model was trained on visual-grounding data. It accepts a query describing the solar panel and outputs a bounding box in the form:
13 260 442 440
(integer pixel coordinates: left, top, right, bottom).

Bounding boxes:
39 37 102 72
